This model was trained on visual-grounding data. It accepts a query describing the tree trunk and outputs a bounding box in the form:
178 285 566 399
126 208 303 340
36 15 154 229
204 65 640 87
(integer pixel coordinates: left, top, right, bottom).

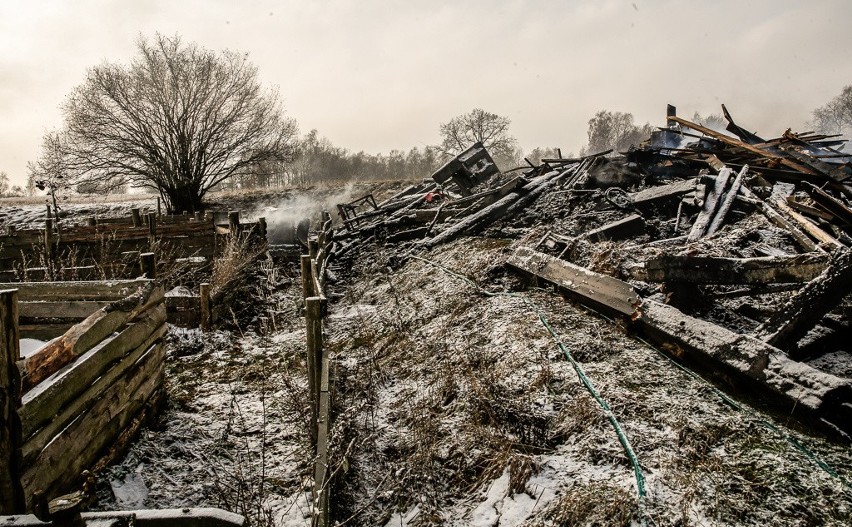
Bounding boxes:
164 185 203 214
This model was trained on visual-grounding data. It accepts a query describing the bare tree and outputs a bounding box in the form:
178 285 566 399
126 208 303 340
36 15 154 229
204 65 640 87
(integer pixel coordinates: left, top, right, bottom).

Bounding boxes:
812 85 852 140
42 33 298 213
584 110 653 155
438 108 518 162
0 171 9 197
27 131 75 218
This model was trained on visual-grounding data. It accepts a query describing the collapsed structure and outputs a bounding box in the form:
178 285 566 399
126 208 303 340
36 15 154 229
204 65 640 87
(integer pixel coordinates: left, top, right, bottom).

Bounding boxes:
333 106 852 438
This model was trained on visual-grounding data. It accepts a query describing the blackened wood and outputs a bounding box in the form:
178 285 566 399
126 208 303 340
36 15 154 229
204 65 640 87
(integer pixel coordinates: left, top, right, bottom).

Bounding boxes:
631 253 829 285
756 249 852 350
0 290 24 513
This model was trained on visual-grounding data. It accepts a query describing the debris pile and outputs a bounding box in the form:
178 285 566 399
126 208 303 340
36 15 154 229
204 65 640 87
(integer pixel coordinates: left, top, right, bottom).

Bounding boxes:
333 107 852 438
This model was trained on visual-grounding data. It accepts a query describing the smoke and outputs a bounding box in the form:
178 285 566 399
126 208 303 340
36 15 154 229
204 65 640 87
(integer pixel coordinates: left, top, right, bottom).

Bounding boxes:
247 183 360 244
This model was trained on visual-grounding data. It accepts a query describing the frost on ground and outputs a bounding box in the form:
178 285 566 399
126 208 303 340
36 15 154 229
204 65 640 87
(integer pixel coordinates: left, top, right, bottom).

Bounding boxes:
92 259 318 527
326 238 852 526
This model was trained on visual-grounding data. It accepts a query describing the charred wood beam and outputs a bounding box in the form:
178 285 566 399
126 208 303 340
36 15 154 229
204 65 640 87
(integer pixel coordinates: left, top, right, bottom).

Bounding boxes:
584 214 645 242
738 185 820 253
507 246 852 438
629 252 829 285
755 248 852 351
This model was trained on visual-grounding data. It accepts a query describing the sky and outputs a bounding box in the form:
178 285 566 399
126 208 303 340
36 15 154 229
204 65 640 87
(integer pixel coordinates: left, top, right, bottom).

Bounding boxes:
1 0 851 187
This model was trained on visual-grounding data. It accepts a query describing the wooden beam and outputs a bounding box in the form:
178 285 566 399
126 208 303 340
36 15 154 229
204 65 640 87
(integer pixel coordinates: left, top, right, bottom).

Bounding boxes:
585 214 645 242
756 249 852 350
738 186 819 252
630 252 829 285
775 198 843 248
0 290 24 514
18 301 111 320
506 246 639 317
0 279 152 302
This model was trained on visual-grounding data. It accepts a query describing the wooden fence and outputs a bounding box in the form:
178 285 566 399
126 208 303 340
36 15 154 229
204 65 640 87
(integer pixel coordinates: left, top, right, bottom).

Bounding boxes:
0 209 267 285
301 212 334 527
0 278 166 513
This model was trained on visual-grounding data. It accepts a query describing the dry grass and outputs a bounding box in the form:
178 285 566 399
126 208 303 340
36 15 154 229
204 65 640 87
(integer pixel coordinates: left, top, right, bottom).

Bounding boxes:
528 481 638 527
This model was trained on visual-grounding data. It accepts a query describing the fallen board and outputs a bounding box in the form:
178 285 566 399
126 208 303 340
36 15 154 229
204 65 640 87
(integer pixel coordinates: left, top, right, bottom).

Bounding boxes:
506 246 852 438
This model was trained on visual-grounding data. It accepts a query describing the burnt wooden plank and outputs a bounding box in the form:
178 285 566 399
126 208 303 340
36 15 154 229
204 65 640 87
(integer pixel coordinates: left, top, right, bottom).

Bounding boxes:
688 168 731 241
629 178 696 206
630 253 829 285
585 214 645 242
0 279 152 302
506 246 639 317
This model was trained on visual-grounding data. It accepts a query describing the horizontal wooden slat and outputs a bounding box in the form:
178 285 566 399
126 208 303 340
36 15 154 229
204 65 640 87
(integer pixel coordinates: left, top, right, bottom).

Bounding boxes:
19 300 112 320
0 278 152 301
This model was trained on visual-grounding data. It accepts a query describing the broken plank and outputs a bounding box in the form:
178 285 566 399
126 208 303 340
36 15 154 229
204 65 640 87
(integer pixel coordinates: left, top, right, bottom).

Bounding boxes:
630 253 829 285
18 300 113 320
688 168 732 241
637 299 852 436
775 198 844 248
584 214 645 242
628 178 696 206
506 246 639 317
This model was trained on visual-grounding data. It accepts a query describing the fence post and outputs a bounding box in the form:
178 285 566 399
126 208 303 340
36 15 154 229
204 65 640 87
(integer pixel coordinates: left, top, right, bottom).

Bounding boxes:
258 217 267 239
132 208 142 227
200 283 211 331
147 213 157 247
305 297 322 442
157 197 161 217
44 218 54 258
140 252 157 279
301 255 314 300
0 289 24 514
228 211 240 235
308 238 318 261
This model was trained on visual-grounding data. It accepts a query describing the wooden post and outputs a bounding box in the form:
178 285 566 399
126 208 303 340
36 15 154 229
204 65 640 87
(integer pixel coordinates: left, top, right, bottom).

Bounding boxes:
157 197 161 217
301 255 314 300
44 218 54 259
147 213 157 245
228 211 240 235
308 238 319 261
0 289 24 514
200 283 211 331
132 208 142 227
258 217 267 239
46 205 52 221
194 211 203 222
305 296 323 441
140 252 156 279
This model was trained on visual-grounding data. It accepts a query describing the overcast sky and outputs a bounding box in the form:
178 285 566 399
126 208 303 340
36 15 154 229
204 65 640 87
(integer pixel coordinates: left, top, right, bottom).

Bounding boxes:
1 0 850 187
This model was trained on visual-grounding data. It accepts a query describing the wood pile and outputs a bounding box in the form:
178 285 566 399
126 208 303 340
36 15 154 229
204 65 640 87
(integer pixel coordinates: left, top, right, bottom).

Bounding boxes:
334 106 852 440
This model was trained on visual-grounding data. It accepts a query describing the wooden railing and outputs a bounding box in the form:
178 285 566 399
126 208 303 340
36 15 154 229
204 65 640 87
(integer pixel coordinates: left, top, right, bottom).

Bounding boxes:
0 279 167 513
